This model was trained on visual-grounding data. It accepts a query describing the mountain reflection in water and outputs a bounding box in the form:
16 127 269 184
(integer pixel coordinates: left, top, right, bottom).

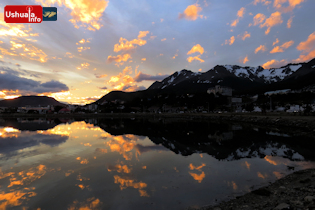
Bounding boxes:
0 117 314 210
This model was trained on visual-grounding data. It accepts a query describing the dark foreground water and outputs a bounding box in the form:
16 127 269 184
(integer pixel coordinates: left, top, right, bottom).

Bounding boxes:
0 118 314 210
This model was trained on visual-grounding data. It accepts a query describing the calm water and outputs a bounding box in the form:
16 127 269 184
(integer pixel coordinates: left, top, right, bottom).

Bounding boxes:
0 118 314 210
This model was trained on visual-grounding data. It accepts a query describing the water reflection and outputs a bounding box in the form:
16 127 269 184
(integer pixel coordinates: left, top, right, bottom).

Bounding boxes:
0 118 314 209
0 127 68 158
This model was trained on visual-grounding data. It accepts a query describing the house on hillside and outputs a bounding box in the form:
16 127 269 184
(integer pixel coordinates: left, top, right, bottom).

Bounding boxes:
88 104 98 111
286 105 303 113
207 85 232 96
58 108 71 114
17 106 52 114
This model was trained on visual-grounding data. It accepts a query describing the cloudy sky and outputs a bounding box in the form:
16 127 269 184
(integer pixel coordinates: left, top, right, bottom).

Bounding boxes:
0 0 314 104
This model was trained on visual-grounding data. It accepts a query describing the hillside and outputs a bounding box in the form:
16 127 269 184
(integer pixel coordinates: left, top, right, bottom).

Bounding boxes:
0 96 66 107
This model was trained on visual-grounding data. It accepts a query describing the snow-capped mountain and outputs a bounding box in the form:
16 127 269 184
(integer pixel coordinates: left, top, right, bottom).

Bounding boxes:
94 58 315 104
149 62 306 91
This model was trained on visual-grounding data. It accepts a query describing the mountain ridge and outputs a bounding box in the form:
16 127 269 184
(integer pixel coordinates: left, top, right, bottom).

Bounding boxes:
94 58 315 104
0 96 66 107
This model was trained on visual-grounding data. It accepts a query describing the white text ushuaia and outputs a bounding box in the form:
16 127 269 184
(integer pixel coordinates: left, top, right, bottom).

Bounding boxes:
5 11 41 22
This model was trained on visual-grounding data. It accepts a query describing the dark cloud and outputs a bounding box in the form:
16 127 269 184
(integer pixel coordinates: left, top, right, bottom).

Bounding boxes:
99 86 107 89
0 67 69 94
134 72 169 83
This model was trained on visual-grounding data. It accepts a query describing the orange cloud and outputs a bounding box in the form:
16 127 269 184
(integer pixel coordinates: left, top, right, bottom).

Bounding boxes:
113 32 148 52
232 181 238 190
262 59 288 69
114 175 149 197
81 62 90 68
179 4 203 21
189 163 206 171
231 7 246 27
258 172 267 179
252 0 272 5
187 44 204 55
8 165 46 188
255 45 267 53
225 36 235 45
80 159 89 164
253 13 266 26
296 32 315 52
95 74 107 78
241 56 249 64
238 31 251 40
3 40 48 62
189 172 205 183
287 16 294 28
237 7 246 18
273 38 280 46
138 31 149 39
64 52 74 58
273 0 304 13
76 38 90 45
187 55 204 63
264 156 278 165
245 161 251 170
108 164 131 173
149 36 157 40
260 11 283 34
231 19 239 27
106 66 144 92
294 31 315 62
161 38 167 41
68 197 101 210
77 46 90 52
77 62 90 70
270 40 294 53
141 58 146 61
0 14 39 37
35 0 108 30
107 54 132 64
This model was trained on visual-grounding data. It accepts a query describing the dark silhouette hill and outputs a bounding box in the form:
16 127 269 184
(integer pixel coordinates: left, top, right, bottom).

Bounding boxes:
0 96 66 107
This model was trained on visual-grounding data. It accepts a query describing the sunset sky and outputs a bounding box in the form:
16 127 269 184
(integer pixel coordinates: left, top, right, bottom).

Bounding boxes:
0 0 314 104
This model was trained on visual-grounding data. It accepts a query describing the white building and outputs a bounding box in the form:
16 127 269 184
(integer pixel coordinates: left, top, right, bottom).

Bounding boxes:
17 106 52 114
264 89 291 96
207 85 232 96
88 104 98 111
286 105 304 112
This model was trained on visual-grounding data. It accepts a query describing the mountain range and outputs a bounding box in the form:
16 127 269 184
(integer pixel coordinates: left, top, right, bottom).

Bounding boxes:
0 58 314 107
95 58 315 104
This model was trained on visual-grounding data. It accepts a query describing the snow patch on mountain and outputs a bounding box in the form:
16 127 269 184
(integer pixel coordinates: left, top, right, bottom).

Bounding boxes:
148 61 310 91
257 64 302 82
224 65 233 72
290 64 302 72
168 76 175 84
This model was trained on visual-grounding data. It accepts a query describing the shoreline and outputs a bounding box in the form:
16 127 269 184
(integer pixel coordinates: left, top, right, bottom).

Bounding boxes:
188 168 315 210
1 112 315 132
